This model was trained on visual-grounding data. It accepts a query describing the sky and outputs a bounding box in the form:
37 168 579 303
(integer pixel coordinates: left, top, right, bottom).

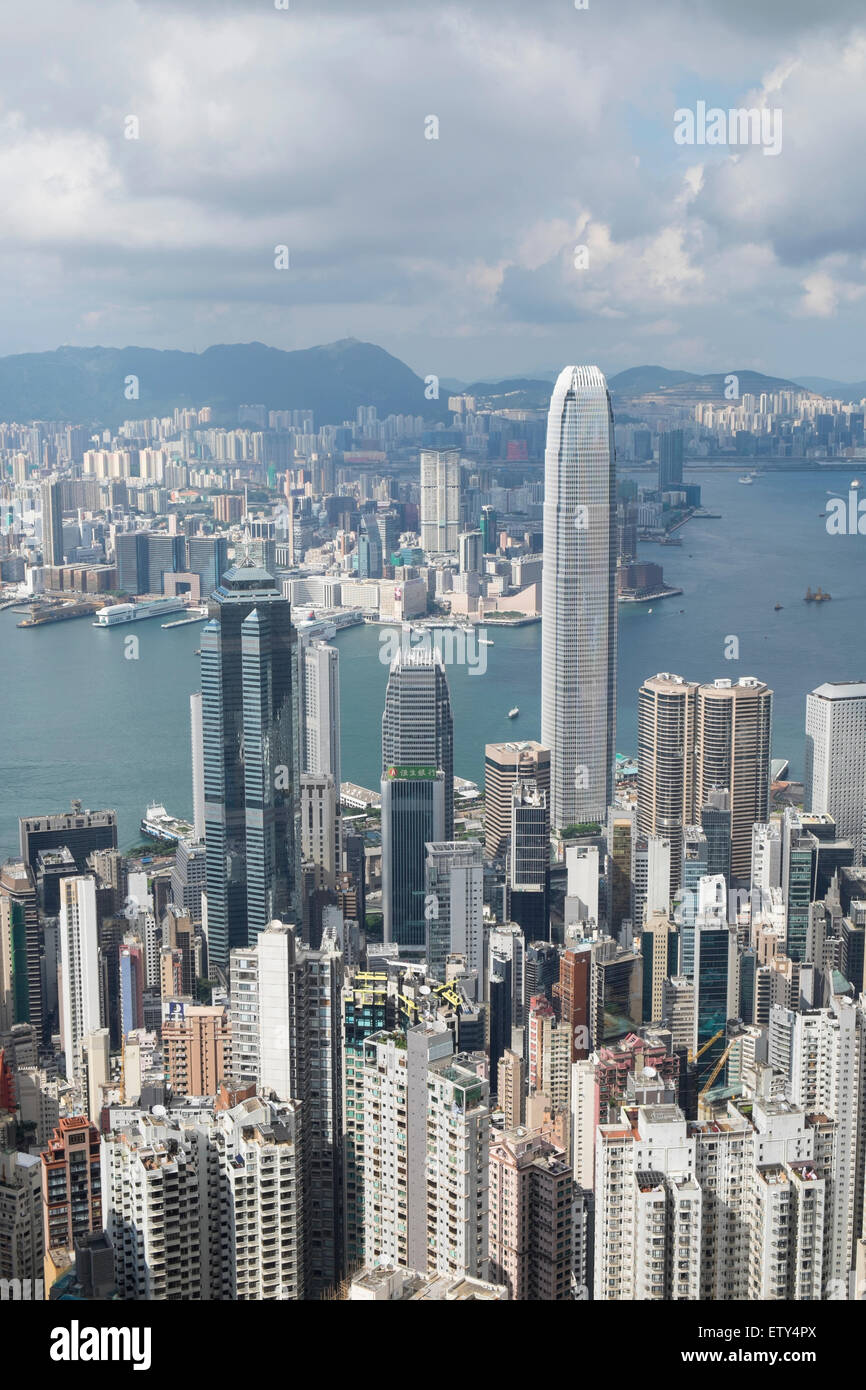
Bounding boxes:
2 0 865 382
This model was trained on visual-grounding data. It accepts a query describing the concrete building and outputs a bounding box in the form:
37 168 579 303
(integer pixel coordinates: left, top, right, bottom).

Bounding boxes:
488 1127 574 1300
695 677 773 882
420 449 460 553
805 681 866 863
484 741 550 860
58 876 101 1082
637 673 699 896
162 1004 231 1098
424 841 484 984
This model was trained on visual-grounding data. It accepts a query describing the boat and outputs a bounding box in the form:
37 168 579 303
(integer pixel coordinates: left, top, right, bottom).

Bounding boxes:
852 479 861 489
479 638 494 647
94 597 186 626
140 803 193 844
507 707 519 719
774 603 783 611
738 475 754 484
804 588 832 603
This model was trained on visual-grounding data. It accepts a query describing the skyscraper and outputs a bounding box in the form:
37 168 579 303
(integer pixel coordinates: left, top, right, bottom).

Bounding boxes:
381 768 445 950
299 639 341 788
541 366 617 829
695 677 772 883
41 477 64 567
484 740 550 859
420 449 460 553
506 780 550 941
58 876 101 1082
805 681 866 863
424 840 484 983
382 646 454 838
658 428 684 492
637 672 698 896
201 559 298 969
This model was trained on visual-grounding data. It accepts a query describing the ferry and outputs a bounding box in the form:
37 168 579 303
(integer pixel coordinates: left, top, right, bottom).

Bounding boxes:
479 638 494 646
94 597 186 627
140 803 194 844
737 474 755 484
507 707 519 719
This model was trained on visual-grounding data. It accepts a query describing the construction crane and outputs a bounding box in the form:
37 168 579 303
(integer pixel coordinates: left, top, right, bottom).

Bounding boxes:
699 1035 743 1099
687 1028 724 1065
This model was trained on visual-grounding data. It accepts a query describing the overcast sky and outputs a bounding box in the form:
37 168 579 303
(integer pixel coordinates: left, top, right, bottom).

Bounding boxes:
2 0 865 381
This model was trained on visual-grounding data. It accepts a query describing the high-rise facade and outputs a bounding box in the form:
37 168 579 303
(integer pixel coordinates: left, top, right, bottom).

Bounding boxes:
300 639 341 789
201 560 298 969
658 429 684 492
381 768 445 950
541 365 617 829
484 740 550 859
695 677 772 883
637 673 698 896
41 477 65 566
805 681 866 863
420 449 460 553
424 840 484 984
506 780 550 941
382 647 453 838
58 876 101 1083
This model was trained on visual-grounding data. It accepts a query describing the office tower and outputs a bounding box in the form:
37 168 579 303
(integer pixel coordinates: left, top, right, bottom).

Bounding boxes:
701 787 732 884
527 995 572 1113
637 672 698 896
360 1024 489 1280
457 529 483 574
170 839 206 927
805 681 866 862
677 826 707 977
541 365 617 830
160 947 184 1000
695 677 772 882
381 769 445 951
186 534 228 595
58 876 101 1083
641 912 679 1023
557 947 591 1061
751 821 782 915
252 922 343 1295
607 807 634 941
631 833 671 935
101 1096 304 1300
357 519 383 578
162 905 195 996
342 970 389 1270
40 1116 102 1254
420 448 460 553
189 693 205 842
497 1049 525 1129
143 532 185 594
118 941 145 1036
564 844 599 927
41 477 64 566
692 881 738 1086
506 781 550 941
115 531 146 593
488 922 525 1028
201 559 298 969
382 646 454 838
0 862 42 1043
0 1150 43 1287
769 995 866 1289
300 773 338 890
424 841 484 984
657 428 684 492
589 939 642 1049
19 802 117 875
488 1129 574 1300
523 941 559 1018
162 1005 231 1097
477 504 497 556
484 741 550 859
300 640 341 792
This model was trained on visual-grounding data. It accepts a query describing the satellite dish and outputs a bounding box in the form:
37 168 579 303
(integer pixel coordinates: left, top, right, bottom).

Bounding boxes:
419 985 432 996
151 1104 167 1118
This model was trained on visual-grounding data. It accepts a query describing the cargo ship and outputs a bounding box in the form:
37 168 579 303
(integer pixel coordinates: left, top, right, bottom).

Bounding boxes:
94 597 186 626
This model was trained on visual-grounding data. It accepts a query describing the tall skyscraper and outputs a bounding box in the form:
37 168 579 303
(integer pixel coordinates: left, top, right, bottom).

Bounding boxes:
541 366 617 829
658 428 684 492
805 681 866 863
420 449 460 553
424 840 484 983
382 646 453 837
381 768 445 950
506 780 550 941
695 677 772 883
484 740 550 859
41 477 64 566
190 692 205 843
58 876 101 1082
637 672 698 896
458 529 483 575
201 559 298 969
299 639 341 788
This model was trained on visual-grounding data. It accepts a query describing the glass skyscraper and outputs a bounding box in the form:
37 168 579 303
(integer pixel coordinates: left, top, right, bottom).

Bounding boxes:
200 559 298 970
541 365 617 829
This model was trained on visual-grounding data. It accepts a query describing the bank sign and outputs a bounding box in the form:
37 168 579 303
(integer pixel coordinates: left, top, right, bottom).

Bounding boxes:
385 765 437 780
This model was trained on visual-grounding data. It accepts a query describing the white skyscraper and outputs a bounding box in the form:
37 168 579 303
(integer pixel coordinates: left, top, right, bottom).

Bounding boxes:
541 366 617 829
300 639 341 789
805 681 866 863
190 692 205 842
58 876 101 1083
424 840 484 983
420 449 460 554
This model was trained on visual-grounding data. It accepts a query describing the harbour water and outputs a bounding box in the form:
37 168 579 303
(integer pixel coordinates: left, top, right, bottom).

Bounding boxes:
1 467 864 855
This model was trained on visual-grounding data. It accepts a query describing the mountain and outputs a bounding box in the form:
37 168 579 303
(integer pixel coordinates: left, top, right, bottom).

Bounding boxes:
792 376 866 402
0 339 451 427
609 366 811 404
607 365 700 394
